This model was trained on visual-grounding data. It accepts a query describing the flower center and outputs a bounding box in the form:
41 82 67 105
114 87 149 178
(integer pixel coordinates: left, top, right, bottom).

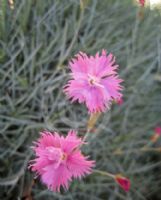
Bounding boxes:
46 147 67 168
88 74 104 88
61 153 67 160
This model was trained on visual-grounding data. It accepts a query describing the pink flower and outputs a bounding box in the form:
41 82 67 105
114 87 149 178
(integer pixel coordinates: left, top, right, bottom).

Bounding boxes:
64 50 123 113
139 0 145 6
29 130 95 192
115 174 130 192
154 126 161 135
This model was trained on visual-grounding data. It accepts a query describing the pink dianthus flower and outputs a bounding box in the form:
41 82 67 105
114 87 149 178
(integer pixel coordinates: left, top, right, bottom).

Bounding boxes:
64 50 123 113
29 130 95 192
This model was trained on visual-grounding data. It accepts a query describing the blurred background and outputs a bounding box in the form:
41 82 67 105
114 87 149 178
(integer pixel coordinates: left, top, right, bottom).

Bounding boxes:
0 0 161 199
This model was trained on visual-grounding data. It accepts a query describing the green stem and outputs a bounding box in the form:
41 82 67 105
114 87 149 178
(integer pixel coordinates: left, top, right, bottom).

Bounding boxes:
82 128 90 142
113 146 161 155
94 169 115 179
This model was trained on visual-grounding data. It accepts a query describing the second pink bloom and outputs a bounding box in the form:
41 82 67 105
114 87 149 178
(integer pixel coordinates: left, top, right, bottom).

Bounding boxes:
29 130 95 192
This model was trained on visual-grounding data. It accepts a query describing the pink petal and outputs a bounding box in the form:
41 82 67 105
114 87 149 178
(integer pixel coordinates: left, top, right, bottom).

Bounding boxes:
67 151 95 179
60 130 83 153
42 164 72 192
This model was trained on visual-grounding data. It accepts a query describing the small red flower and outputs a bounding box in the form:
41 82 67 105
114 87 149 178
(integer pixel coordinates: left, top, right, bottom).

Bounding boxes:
139 0 145 7
115 174 130 192
151 126 161 142
154 126 161 136
116 98 123 106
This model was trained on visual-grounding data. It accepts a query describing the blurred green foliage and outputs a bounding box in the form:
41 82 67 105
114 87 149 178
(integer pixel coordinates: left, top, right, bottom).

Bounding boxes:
0 0 161 199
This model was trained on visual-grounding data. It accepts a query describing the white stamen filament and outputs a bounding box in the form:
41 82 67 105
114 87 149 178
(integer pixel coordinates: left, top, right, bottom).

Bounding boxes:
88 74 104 88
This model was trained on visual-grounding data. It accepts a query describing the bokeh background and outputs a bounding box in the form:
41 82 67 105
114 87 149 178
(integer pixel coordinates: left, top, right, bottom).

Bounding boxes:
0 0 161 199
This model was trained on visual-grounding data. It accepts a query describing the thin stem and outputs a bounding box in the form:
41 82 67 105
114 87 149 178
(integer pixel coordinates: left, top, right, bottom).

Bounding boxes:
141 146 161 152
141 137 157 149
82 128 90 142
113 146 161 155
83 112 101 142
94 169 115 179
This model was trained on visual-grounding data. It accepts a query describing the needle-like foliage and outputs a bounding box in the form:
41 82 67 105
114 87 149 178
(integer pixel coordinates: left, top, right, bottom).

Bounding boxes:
0 0 161 199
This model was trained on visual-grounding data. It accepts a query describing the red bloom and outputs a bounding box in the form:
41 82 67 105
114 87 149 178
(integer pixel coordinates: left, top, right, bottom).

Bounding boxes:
154 126 161 135
115 174 130 192
116 98 123 106
139 0 145 6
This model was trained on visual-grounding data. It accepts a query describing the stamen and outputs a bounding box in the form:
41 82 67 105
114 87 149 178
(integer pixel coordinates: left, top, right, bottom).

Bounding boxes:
61 153 67 160
88 74 104 88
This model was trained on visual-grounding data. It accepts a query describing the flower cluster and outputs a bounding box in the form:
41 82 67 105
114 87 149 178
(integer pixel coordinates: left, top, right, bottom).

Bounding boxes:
29 50 130 193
